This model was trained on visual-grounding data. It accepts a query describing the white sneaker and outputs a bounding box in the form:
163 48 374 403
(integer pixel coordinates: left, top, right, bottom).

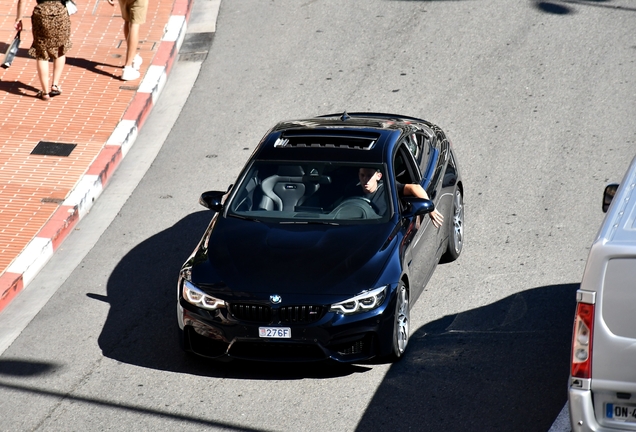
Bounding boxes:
122 66 140 81
132 54 143 71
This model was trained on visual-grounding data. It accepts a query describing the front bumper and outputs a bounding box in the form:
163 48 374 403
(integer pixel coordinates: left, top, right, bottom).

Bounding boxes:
177 293 397 363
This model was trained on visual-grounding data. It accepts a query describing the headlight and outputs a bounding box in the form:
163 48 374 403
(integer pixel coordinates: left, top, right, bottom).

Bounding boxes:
182 280 226 310
330 286 387 315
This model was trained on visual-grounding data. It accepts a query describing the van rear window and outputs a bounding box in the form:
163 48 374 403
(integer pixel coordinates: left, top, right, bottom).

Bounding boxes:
602 258 636 338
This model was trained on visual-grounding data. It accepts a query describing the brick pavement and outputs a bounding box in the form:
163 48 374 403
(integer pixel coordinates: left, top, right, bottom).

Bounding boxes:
0 0 192 312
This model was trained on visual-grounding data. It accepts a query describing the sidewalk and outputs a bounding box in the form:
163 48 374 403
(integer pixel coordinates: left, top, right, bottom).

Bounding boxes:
0 0 192 313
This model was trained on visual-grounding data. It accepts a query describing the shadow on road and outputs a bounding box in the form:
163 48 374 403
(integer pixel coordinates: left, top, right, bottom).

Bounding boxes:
0 358 59 377
93 208 578 412
95 210 367 380
356 283 578 432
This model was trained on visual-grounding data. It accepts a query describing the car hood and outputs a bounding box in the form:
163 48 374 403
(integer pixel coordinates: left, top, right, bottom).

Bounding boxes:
191 216 398 296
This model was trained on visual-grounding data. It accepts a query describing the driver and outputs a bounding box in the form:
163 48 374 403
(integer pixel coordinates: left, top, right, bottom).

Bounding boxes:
357 167 444 228
357 167 388 215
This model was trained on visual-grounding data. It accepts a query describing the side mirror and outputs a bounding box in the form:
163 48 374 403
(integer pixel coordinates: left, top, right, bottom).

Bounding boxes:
199 191 226 212
402 198 435 218
602 183 619 213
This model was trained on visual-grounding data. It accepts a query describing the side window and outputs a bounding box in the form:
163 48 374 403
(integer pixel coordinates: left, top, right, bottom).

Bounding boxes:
416 133 432 173
394 144 421 185
405 134 419 161
430 130 448 188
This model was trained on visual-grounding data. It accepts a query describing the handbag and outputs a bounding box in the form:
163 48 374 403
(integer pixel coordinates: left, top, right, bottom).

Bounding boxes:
2 30 20 69
66 0 78 15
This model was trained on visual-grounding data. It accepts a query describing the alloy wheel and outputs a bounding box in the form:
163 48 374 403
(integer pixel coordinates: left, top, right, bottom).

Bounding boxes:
395 285 410 355
452 190 464 255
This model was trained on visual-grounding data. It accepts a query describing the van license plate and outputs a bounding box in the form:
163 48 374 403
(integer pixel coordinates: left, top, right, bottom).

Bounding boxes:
606 404 636 422
259 327 291 338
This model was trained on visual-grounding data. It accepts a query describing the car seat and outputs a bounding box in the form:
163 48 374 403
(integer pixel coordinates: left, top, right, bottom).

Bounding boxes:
259 166 320 211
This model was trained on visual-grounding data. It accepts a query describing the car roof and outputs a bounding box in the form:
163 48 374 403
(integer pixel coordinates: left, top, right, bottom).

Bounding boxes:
274 112 434 132
252 112 434 164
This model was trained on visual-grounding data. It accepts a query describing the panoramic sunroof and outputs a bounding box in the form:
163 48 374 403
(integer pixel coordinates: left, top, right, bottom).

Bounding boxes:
274 131 380 150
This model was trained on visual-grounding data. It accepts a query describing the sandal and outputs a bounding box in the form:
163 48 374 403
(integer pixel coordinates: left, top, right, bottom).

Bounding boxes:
50 84 62 97
37 91 50 101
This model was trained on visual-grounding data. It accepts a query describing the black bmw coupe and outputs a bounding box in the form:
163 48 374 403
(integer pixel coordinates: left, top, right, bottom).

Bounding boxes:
177 112 464 363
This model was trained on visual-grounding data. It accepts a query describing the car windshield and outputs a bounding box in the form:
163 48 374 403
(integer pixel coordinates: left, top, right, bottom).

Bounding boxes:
226 161 392 224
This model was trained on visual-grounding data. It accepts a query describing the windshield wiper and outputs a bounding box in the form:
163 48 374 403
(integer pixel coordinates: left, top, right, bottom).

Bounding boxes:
279 221 340 226
228 214 261 222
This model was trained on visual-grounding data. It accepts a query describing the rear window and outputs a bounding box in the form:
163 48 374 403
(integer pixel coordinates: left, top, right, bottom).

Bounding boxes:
602 258 636 338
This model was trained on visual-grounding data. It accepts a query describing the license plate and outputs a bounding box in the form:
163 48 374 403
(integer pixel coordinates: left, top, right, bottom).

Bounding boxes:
259 327 291 338
606 404 636 422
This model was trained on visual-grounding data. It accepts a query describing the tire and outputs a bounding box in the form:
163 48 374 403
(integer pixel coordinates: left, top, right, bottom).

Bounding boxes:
390 283 410 361
441 188 464 263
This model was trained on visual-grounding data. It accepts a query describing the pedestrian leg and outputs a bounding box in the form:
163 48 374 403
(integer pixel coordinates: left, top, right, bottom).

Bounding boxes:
124 22 140 67
121 21 141 80
36 59 50 100
51 55 66 94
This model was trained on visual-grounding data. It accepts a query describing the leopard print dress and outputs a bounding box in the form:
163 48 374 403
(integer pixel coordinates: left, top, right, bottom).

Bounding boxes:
29 1 72 60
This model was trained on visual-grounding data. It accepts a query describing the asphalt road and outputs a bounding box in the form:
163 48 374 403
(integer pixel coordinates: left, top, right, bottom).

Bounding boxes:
1 0 635 431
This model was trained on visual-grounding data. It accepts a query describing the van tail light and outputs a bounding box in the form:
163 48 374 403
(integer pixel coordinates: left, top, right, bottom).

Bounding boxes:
571 302 595 379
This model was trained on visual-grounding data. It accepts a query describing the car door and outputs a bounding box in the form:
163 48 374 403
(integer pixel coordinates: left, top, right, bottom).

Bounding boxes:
394 142 439 303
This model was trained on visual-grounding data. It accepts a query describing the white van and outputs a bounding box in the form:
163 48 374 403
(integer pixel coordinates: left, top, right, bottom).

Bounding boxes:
569 155 636 431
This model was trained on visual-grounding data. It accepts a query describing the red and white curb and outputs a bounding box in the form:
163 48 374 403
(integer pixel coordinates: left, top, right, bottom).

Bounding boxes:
0 0 193 313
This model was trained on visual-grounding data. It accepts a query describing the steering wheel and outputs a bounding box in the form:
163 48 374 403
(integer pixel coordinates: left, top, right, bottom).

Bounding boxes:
331 196 378 219
341 196 380 211
341 196 372 206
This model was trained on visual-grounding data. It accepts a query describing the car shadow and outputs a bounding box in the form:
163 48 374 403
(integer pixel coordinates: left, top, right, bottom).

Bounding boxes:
95 210 368 380
355 283 578 432
96 210 577 389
